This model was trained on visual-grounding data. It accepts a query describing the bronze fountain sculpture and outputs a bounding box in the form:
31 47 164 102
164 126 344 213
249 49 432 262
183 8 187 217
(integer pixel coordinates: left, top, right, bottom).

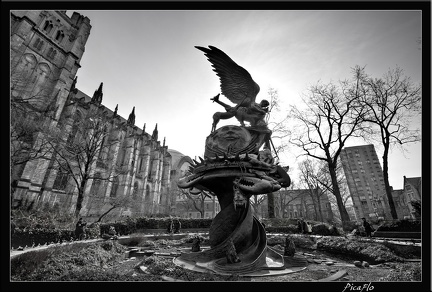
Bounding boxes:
175 45 300 276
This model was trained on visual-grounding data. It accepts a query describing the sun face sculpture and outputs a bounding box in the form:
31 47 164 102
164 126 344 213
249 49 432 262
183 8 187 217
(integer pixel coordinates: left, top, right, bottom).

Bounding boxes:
205 125 251 156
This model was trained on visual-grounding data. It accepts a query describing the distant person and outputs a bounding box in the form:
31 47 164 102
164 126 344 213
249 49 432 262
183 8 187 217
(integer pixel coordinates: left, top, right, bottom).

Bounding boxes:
108 226 118 239
167 217 174 234
173 218 181 233
305 222 312 234
297 219 304 234
102 226 118 240
75 217 87 240
302 220 309 234
362 217 374 237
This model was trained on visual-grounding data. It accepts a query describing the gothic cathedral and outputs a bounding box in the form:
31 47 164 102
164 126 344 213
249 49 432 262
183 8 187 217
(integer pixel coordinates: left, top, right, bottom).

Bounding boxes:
11 10 176 220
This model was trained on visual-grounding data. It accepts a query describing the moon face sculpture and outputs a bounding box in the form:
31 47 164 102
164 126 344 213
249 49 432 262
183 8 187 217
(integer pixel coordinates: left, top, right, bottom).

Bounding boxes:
174 46 295 276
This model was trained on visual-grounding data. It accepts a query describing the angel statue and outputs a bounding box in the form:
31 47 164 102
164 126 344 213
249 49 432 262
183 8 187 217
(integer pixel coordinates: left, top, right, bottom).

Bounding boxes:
195 46 270 132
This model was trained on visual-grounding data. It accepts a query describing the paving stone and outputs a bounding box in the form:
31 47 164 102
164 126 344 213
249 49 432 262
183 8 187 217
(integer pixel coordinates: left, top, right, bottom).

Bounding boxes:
317 270 348 282
139 266 150 274
155 252 171 256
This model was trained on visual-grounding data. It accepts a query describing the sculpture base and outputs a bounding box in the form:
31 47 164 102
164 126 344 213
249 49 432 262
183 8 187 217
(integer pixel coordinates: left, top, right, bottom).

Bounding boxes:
173 248 308 277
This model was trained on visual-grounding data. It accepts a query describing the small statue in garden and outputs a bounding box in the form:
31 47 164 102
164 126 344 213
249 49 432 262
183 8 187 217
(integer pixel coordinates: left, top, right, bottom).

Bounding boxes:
225 238 241 264
305 221 313 234
167 217 174 234
173 218 181 233
297 218 304 234
102 226 118 240
75 217 87 240
284 236 296 257
191 236 201 252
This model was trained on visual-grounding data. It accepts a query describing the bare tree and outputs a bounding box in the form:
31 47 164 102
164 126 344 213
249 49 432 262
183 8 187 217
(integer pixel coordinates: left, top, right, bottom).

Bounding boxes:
298 159 327 221
277 182 305 218
47 108 124 218
266 87 291 157
250 194 266 218
177 188 213 218
265 87 291 218
356 66 422 219
289 73 369 227
10 74 57 182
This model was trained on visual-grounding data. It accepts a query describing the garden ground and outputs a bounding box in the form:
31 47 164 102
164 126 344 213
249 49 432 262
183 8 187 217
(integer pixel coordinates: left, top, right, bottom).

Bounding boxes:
10 233 421 282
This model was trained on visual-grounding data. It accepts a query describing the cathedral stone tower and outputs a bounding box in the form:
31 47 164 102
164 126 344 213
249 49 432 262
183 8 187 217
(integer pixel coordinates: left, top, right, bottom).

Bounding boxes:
11 10 91 115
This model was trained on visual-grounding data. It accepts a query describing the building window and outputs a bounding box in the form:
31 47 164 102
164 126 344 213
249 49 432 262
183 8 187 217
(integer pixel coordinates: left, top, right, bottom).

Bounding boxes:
132 182 138 198
53 171 69 190
43 20 53 34
67 121 79 144
91 172 102 195
55 30 64 42
138 157 143 172
47 48 57 59
110 177 119 197
33 38 44 50
145 185 150 201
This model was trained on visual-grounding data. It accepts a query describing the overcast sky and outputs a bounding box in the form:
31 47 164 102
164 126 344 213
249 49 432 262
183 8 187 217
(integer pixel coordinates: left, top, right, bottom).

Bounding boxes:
66 10 422 190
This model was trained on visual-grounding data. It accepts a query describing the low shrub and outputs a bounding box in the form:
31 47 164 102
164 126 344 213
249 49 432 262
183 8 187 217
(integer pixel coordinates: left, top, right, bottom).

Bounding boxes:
312 223 340 236
100 217 212 236
316 237 404 264
264 224 298 234
11 228 75 249
11 241 127 281
376 219 421 232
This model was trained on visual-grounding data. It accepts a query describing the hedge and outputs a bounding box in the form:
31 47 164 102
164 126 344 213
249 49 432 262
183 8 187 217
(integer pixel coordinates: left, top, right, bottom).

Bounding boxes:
376 219 421 232
11 217 213 249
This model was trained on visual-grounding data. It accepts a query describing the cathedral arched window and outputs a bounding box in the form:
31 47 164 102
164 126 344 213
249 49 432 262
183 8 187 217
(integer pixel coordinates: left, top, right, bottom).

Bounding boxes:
53 171 69 190
67 111 82 144
132 182 139 198
31 63 51 99
33 38 44 50
47 48 57 59
91 172 102 196
38 40 44 50
55 30 64 42
12 53 37 82
138 157 143 173
110 177 119 197
98 126 108 161
43 20 53 34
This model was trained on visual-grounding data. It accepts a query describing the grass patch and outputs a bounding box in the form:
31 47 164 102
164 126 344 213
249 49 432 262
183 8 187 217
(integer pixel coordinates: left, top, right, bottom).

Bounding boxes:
11 241 126 281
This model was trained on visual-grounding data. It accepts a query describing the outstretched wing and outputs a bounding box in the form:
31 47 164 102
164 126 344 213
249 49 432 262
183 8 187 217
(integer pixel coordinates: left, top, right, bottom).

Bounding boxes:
195 45 260 106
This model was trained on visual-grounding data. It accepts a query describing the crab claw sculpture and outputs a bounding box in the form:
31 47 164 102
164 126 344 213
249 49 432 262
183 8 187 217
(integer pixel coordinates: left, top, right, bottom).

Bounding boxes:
176 124 291 274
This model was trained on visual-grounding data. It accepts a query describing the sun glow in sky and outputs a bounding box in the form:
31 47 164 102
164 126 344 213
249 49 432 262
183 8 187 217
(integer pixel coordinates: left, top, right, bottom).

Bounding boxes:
66 9 423 190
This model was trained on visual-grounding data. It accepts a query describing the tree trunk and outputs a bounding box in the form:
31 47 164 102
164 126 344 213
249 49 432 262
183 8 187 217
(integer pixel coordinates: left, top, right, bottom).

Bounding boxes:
267 192 275 218
328 164 350 225
316 194 324 222
382 144 398 219
309 189 319 221
74 179 87 218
